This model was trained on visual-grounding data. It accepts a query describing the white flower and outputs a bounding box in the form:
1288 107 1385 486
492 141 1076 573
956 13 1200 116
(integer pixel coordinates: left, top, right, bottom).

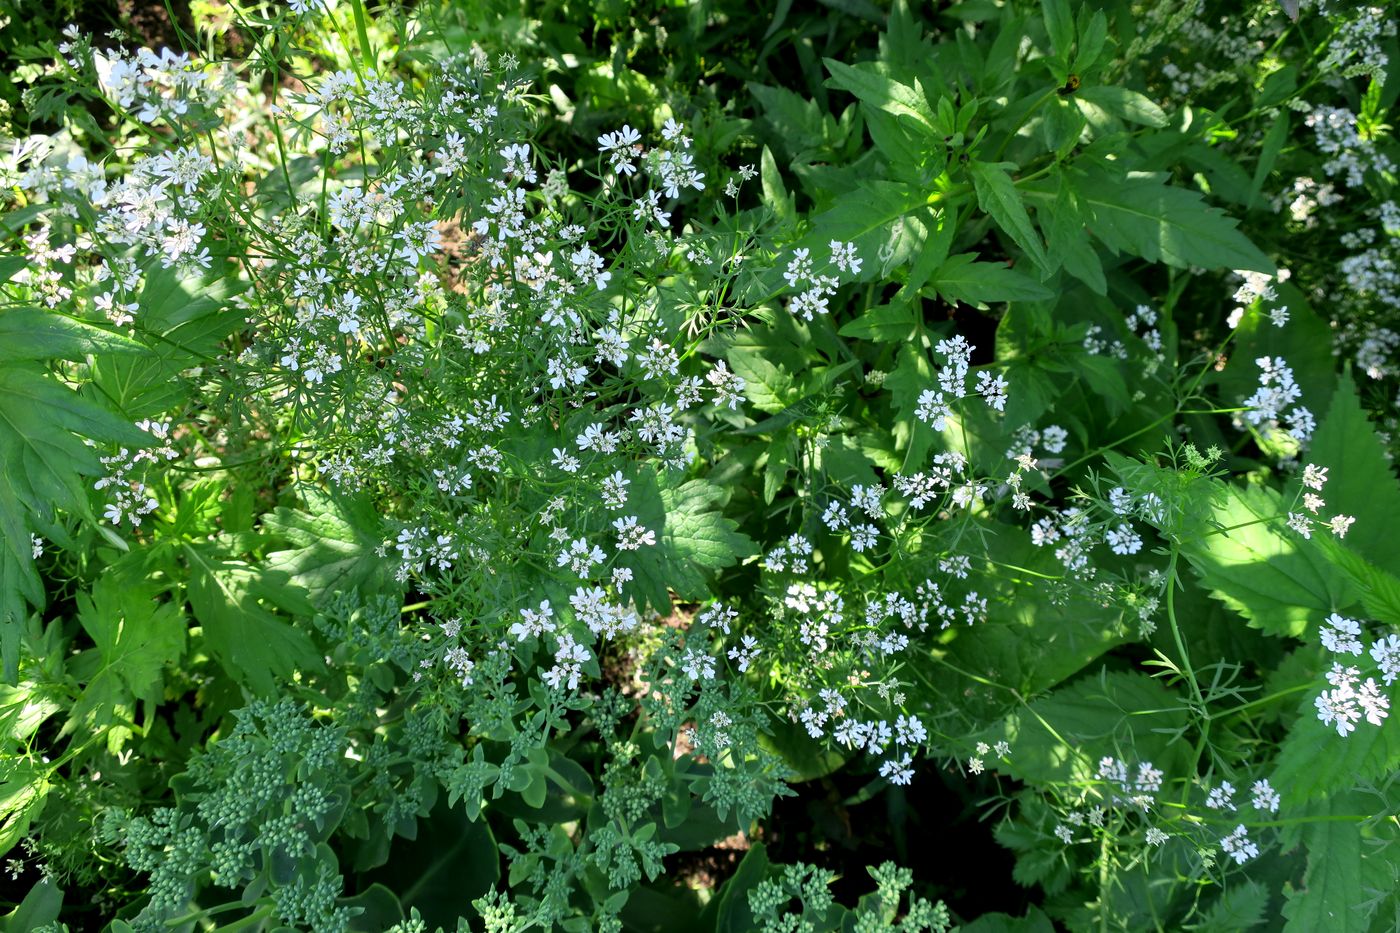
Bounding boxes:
1220 825 1259 865
1320 613 1364 656
1250 779 1280 813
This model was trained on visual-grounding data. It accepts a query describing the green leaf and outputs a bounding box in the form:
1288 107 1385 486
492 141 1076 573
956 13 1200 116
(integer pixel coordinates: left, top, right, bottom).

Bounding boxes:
1075 85 1168 128
626 476 755 609
1281 795 1373 932
837 303 918 342
975 670 1191 786
1192 881 1268 932
970 161 1052 275
787 181 930 286
1043 182 1106 293
1040 0 1074 61
0 309 149 362
263 487 397 603
822 59 934 131
760 144 795 227
183 543 324 696
1069 167 1274 273
66 573 185 753
1177 484 1348 638
0 880 64 932
0 757 48 859
727 344 795 414
1302 371 1400 577
1273 673 1400 801
0 365 150 683
930 253 1055 306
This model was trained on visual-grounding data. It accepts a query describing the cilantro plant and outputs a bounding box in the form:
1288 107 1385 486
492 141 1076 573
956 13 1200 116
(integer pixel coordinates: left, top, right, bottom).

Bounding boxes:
2 0 1399 931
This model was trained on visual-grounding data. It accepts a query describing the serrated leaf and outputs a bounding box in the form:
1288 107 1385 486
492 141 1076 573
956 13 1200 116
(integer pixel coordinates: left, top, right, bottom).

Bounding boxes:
0 365 150 683
1273 664 1400 801
0 308 149 362
624 476 755 610
1281 795 1373 932
1302 371 1400 577
65 573 185 753
0 757 48 858
263 487 396 602
823 59 934 131
931 253 1055 306
183 543 323 696
975 670 1191 786
727 344 794 414
1178 483 1349 638
970 161 1052 275
1070 167 1274 273
1193 880 1268 932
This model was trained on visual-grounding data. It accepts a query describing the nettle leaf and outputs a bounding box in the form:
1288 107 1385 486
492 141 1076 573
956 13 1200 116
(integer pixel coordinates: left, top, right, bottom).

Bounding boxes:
0 364 150 683
1178 483 1350 639
929 524 1130 721
1067 166 1274 273
1043 182 1107 295
65 573 185 753
1300 371 1400 577
1280 794 1377 932
969 161 1052 275
1194 880 1269 933
1273 667 1400 802
772 181 931 290
183 542 323 696
975 670 1191 786
727 343 796 415
883 342 938 468
263 486 397 602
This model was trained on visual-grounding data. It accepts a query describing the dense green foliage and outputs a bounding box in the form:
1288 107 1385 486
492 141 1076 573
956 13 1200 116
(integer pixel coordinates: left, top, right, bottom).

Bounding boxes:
2 0 1399 930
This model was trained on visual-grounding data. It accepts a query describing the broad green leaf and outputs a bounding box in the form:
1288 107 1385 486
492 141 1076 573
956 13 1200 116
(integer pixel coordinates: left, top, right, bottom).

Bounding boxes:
1044 182 1106 293
0 880 64 930
1069 167 1274 273
837 303 918 342
1273 670 1400 801
0 365 150 683
727 344 795 414
625 476 755 610
1281 795 1374 932
974 670 1191 786
1040 0 1074 61
1193 881 1269 933
1075 85 1168 128
822 59 934 131
930 253 1055 306
884 342 938 468
760 144 795 227
263 487 397 602
1301 371 1400 577
0 757 48 858
0 309 149 362
1178 483 1348 638
1248 111 1290 209
970 161 1052 275
781 181 930 288
66 573 185 753
183 543 323 696
928 524 1131 722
